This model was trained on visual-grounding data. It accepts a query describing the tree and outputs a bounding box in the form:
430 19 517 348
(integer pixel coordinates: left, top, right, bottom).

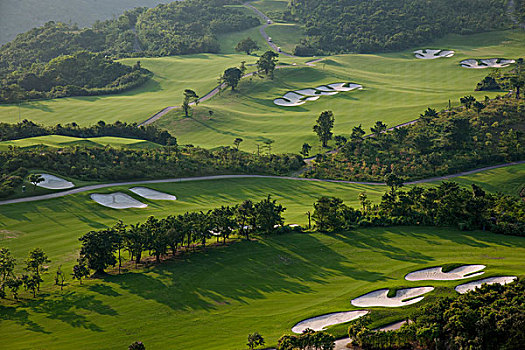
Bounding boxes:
385 173 404 194
72 258 90 285
257 51 279 78
370 120 387 137
313 111 335 147
24 248 50 291
247 332 265 350
0 248 16 298
300 143 312 157
182 89 199 117
254 195 286 233
312 196 345 231
54 265 66 290
473 101 486 114
334 135 347 147
79 229 118 275
234 137 243 150
460 95 476 109
129 341 146 350
358 192 370 213
509 76 524 99
263 139 274 154
236 37 260 55
222 67 243 90
28 173 44 189
22 273 41 297
6 276 23 300
236 200 255 239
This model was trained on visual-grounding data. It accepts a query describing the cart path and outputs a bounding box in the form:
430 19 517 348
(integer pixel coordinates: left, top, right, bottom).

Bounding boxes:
1 161 522 206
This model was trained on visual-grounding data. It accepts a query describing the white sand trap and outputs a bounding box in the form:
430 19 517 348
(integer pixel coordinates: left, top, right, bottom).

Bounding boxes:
351 287 434 307
461 58 515 68
36 174 74 189
414 49 454 59
292 310 369 333
405 264 486 281
129 187 177 201
455 276 517 294
91 192 147 209
274 82 362 106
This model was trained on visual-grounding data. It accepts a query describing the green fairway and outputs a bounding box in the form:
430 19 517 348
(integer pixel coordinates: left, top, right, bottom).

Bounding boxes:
1 167 524 349
265 23 304 53
0 135 163 151
156 30 525 153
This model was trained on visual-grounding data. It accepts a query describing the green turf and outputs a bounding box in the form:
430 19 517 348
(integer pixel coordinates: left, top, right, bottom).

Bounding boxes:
250 0 289 18
0 135 163 151
265 23 304 53
156 30 525 153
1 170 524 349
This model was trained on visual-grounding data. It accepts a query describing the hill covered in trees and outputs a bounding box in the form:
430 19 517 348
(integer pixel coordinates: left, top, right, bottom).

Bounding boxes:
287 0 511 55
0 0 259 103
305 96 525 182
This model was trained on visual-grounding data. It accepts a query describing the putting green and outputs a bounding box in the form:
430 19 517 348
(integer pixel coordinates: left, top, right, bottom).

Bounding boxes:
0 167 524 349
0 135 163 151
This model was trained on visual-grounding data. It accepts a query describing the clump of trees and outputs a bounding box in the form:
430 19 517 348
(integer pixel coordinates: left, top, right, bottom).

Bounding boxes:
277 329 335 350
348 279 525 349
0 120 176 145
0 247 50 300
311 180 525 236
257 51 279 79
0 144 304 198
476 58 524 98
77 196 289 275
1 51 151 103
305 96 524 182
286 0 510 55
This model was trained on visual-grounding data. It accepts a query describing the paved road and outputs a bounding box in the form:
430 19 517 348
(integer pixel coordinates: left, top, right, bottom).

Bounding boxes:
1 161 523 206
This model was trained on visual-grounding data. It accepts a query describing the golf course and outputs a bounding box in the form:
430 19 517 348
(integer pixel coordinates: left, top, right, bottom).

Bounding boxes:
0 0 524 349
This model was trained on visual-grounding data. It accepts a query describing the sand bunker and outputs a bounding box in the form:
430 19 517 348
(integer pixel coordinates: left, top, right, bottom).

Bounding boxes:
351 287 434 307
273 82 362 106
414 49 454 59
455 276 517 294
405 264 486 281
36 174 74 189
460 58 515 69
91 192 147 209
129 187 177 201
292 310 369 333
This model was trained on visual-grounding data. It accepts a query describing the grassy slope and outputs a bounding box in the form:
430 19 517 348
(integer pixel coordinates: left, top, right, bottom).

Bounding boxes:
157 30 525 153
0 135 163 151
1 167 524 349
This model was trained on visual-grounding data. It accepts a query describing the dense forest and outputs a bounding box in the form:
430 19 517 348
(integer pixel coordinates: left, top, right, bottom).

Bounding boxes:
0 120 176 145
304 96 525 182
0 146 304 198
349 279 525 349
0 51 151 103
311 180 524 236
286 0 510 55
0 0 259 102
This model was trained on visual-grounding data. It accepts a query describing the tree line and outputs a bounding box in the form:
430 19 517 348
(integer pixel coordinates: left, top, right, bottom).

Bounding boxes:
311 179 524 236
77 195 288 275
476 58 524 97
305 95 524 182
0 120 176 144
285 0 510 55
348 279 524 349
0 145 304 198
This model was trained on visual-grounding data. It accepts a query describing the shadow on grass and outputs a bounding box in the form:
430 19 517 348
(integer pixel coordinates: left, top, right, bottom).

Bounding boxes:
26 291 117 332
106 233 391 312
0 305 50 334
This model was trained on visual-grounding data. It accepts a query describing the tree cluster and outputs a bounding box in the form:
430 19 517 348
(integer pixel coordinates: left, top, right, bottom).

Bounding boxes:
312 181 525 236
1 51 151 103
277 328 335 350
286 0 510 55
0 145 304 198
0 247 50 300
78 196 288 274
0 120 176 145
305 96 524 182
476 59 524 98
349 279 525 349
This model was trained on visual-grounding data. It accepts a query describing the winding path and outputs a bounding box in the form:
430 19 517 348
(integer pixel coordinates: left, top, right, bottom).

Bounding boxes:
0 161 522 206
